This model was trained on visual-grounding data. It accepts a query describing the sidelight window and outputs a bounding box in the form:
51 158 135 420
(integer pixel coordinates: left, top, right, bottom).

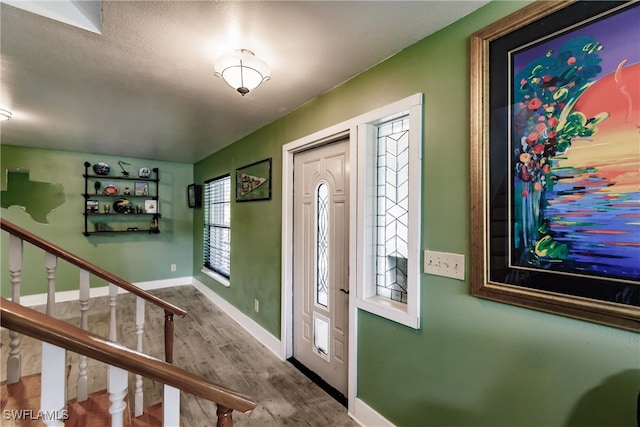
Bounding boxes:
356 94 422 329
376 118 410 303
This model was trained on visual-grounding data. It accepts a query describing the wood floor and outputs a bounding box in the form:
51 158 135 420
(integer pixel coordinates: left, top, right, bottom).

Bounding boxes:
1 285 359 427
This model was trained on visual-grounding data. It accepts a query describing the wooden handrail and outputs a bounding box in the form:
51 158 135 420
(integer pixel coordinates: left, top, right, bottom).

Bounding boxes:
0 298 256 416
1 219 186 319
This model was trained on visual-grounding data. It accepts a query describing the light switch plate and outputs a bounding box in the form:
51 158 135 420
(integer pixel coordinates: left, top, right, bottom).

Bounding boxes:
423 250 465 280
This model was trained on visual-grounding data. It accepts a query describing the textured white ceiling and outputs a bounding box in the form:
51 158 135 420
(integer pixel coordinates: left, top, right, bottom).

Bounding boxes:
0 1 489 163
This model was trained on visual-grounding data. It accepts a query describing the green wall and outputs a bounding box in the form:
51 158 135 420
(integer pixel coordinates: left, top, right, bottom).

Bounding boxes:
193 131 283 336
1 145 194 296
194 1 639 426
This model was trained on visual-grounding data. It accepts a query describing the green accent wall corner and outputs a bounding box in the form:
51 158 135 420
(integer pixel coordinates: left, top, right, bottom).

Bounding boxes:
1 145 194 296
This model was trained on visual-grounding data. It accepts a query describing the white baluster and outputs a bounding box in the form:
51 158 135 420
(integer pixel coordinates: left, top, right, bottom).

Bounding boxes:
163 385 180 427
108 365 128 427
109 283 118 342
134 297 145 417
45 252 57 316
77 269 90 402
40 342 67 427
7 234 23 384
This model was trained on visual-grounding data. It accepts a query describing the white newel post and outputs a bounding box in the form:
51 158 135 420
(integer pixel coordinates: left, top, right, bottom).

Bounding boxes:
40 342 67 427
45 252 57 316
77 269 90 402
134 296 145 417
108 283 118 342
108 365 128 427
163 384 180 427
7 234 23 384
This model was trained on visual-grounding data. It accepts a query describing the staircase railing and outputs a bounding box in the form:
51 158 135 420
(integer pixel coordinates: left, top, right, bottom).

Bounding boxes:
1 218 187 416
1 298 256 426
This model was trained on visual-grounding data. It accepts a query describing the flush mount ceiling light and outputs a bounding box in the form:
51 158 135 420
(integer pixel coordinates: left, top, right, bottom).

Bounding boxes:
0 108 12 121
214 49 270 96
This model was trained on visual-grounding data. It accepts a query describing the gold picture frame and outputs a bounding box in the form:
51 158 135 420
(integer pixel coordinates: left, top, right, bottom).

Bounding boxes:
470 0 639 331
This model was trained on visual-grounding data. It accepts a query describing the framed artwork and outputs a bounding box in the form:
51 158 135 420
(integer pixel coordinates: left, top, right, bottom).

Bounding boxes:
134 181 149 196
187 183 202 208
236 158 272 202
86 200 99 213
144 200 157 214
470 0 639 331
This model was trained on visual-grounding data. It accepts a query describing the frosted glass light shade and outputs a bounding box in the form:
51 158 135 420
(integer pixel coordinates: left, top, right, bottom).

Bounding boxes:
214 49 270 96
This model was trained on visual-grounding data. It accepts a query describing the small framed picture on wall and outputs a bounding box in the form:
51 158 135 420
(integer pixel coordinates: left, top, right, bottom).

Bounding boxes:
235 158 272 202
187 184 202 208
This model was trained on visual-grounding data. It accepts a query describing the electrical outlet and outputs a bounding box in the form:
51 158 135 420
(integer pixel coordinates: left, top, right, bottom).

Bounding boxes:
170 264 176 272
254 299 259 313
423 250 465 280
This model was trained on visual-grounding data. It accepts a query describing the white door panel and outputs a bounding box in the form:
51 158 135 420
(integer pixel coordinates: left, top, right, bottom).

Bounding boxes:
293 139 349 395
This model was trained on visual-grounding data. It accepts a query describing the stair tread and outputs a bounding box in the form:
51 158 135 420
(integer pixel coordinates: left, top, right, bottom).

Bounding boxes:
131 402 185 427
3 374 183 427
1 372 43 427
66 389 132 427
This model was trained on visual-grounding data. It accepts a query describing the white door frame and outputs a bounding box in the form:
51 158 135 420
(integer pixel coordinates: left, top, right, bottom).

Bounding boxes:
282 122 358 411
281 93 423 415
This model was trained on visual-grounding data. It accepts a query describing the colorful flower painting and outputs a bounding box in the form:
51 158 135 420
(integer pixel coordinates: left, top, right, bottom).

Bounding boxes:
510 3 640 283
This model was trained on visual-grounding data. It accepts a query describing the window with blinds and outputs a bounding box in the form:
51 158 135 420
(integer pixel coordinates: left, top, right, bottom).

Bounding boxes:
203 174 231 278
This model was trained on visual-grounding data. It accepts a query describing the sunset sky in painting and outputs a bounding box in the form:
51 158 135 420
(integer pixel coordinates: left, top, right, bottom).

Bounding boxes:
512 3 639 77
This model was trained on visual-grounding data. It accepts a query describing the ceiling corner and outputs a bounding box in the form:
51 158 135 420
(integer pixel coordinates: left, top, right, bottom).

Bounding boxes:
2 0 102 34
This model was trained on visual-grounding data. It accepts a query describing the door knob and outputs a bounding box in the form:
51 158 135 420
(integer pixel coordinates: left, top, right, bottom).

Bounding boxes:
339 288 350 295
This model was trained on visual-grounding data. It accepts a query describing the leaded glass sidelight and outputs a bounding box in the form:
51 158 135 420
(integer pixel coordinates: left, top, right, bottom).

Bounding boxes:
354 94 422 329
316 182 329 307
376 117 409 303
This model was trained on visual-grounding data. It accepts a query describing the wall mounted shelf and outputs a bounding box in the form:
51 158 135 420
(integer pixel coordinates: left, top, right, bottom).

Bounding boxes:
82 161 161 236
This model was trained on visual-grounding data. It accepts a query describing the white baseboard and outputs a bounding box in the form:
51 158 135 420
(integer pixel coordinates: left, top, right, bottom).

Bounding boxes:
351 398 395 427
191 278 284 360
18 277 192 307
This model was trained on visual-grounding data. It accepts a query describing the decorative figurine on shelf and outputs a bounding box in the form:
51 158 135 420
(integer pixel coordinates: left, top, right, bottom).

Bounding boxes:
138 167 151 178
117 160 131 177
94 181 101 194
149 217 159 234
92 162 110 175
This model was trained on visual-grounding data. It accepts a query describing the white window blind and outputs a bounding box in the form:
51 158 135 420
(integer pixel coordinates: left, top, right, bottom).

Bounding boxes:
203 175 231 278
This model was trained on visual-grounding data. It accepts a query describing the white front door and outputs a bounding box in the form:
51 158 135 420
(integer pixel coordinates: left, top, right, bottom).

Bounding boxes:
293 138 349 396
